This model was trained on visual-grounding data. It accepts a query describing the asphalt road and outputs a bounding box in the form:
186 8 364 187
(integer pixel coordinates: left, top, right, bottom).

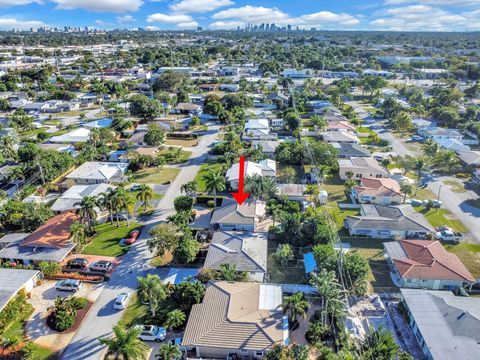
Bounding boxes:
61 124 220 360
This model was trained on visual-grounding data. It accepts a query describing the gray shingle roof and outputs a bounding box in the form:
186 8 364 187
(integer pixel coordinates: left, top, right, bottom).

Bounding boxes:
210 199 259 226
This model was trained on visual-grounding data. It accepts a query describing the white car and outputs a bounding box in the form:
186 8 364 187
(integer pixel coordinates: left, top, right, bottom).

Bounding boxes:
114 292 131 310
136 325 167 342
434 230 463 243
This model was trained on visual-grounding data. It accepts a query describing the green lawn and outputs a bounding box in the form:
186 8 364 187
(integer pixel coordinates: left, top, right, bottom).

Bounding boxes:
348 238 399 293
322 175 348 203
132 167 180 184
443 180 466 193
416 208 468 233
277 164 303 183
164 138 199 147
444 243 480 278
195 161 224 192
413 188 435 201
158 148 192 164
327 204 359 230
82 222 143 257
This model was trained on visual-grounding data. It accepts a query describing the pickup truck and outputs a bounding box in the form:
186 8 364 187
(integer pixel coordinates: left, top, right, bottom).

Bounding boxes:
434 230 463 243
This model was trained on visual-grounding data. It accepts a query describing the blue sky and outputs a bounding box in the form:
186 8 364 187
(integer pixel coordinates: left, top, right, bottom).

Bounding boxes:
0 0 479 32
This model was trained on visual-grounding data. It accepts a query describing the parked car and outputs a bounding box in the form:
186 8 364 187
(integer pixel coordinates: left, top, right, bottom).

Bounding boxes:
423 199 442 208
135 325 167 342
66 258 89 269
56 279 82 292
89 260 112 273
411 135 423 142
434 230 463 243
114 292 131 310
124 230 140 245
435 226 453 232
410 199 424 207
112 212 128 221
130 184 141 192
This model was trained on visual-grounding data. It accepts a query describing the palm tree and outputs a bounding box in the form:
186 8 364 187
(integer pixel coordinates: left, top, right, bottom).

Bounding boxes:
282 292 310 328
362 325 400 360
70 222 88 252
155 343 181 360
203 171 226 207
274 244 294 266
136 184 153 212
434 150 460 173
169 147 183 162
310 270 346 328
180 181 198 199
400 183 414 203
304 184 320 204
0 136 17 161
124 194 136 226
422 138 439 157
112 188 128 227
98 324 149 360
164 309 186 332
74 196 98 232
137 274 167 318
98 188 116 225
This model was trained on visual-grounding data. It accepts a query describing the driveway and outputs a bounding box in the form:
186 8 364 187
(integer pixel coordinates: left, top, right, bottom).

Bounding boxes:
25 280 103 353
61 124 221 360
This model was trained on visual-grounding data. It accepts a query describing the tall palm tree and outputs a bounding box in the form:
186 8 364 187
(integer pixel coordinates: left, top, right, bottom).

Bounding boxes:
98 324 149 360
74 196 98 232
0 136 17 161
180 181 198 199
124 193 136 226
136 184 153 212
282 292 310 328
137 274 167 318
112 188 128 227
304 184 320 204
98 188 116 225
155 344 181 360
203 171 226 207
70 222 88 252
310 270 346 328
422 138 439 157
164 309 186 332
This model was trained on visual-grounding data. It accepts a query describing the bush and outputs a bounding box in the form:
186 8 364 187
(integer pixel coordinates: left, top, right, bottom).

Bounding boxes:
174 196 194 213
70 297 88 310
0 295 33 336
206 200 215 207
39 261 61 277
53 310 75 332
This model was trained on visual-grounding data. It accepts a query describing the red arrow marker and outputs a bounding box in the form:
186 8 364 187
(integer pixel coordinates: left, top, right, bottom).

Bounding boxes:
232 155 250 205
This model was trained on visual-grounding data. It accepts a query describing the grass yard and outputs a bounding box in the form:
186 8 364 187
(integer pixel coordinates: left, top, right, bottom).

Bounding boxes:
444 243 480 278
277 164 303 183
158 148 192 163
416 208 468 233
164 138 199 147
347 238 399 293
413 187 435 201
82 222 143 257
267 240 306 284
328 204 359 231
132 167 180 184
150 252 174 267
322 175 348 203
443 180 466 193
195 160 224 192
120 291 178 328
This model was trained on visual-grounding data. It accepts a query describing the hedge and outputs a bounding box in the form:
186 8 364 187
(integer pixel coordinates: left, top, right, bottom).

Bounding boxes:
0 295 33 336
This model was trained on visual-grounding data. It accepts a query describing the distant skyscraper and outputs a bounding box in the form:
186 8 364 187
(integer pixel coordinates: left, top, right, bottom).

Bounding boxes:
287 24 292 31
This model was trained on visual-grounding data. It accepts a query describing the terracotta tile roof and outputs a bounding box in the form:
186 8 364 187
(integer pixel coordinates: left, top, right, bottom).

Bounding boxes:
182 281 285 351
21 212 79 248
392 240 475 282
354 177 402 197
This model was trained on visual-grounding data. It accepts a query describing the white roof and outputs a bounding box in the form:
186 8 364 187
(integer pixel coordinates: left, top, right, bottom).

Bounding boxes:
51 184 116 212
245 119 269 130
49 127 91 143
66 162 128 181
259 284 282 311
226 160 276 181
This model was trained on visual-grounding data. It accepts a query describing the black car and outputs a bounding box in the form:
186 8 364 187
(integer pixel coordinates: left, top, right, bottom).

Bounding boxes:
67 258 89 269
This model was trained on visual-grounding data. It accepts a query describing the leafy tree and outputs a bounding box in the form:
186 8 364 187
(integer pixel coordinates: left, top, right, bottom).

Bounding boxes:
310 270 346 328
164 309 186 331
218 263 248 282
148 223 182 257
144 123 165 146
173 196 194 213
274 244 294 266
153 71 189 93
361 325 400 360
244 174 277 201
422 139 439 157
137 274 167 318
39 261 61 277
275 141 305 165
279 212 302 247
382 97 402 119
174 227 200 264
173 281 205 312
129 95 163 120
98 324 149 360
304 184 319 204
400 183 414 203
393 111 413 133
0 200 53 232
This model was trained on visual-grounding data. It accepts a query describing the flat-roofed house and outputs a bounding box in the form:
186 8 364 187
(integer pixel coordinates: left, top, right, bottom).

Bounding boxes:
0 268 41 311
66 162 129 184
182 281 288 359
338 157 389 180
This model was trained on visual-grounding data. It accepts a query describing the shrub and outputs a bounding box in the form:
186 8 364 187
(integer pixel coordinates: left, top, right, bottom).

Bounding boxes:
174 196 194 213
39 261 61 277
0 295 33 335
206 200 215 207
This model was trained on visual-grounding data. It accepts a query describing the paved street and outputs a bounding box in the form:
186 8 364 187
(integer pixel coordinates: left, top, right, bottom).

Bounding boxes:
61 124 220 360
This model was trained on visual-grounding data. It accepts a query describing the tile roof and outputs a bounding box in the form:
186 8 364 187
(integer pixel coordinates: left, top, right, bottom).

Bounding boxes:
387 240 474 282
204 231 267 273
21 211 78 248
354 177 402 197
210 199 265 226
182 281 285 351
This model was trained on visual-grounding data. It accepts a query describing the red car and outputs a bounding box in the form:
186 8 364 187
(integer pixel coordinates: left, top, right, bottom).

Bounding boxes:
125 230 140 245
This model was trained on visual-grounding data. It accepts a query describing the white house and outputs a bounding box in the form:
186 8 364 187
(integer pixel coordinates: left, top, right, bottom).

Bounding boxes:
226 160 276 189
66 162 129 184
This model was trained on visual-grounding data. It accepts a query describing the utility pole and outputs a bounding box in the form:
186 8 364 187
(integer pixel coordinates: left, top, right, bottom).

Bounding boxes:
436 185 442 212
37 162 45 185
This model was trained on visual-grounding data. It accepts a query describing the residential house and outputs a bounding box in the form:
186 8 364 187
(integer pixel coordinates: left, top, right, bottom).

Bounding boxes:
401 288 480 360
352 177 403 205
66 162 129 184
0 212 78 265
204 231 268 282
173 103 202 116
282 68 314 78
332 143 371 158
265 92 288 109
182 281 288 359
243 119 270 140
276 184 308 202
344 204 434 239
420 127 463 142
320 131 360 144
435 138 470 152
338 157 389 180
210 199 266 232
326 120 356 132
0 268 41 311
49 127 91 144
269 118 284 128
252 140 281 157
226 160 276 189
51 183 115 213
219 84 240 92
308 100 332 114
384 240 475 290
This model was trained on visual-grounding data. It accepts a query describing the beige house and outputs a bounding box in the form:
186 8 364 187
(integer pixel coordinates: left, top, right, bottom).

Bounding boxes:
338 157 389 180
182 281 288 359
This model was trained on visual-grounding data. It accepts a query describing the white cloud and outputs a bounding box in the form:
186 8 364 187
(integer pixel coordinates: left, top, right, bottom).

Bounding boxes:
117 15 136 22
176 21 199 28
370 5 470 31
385 0 480 5
52 0 143 12
0 18 46 30
170 0 233 14
147 13 194 23
145 25 160 30
210 5 359 29
0 0 42 7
